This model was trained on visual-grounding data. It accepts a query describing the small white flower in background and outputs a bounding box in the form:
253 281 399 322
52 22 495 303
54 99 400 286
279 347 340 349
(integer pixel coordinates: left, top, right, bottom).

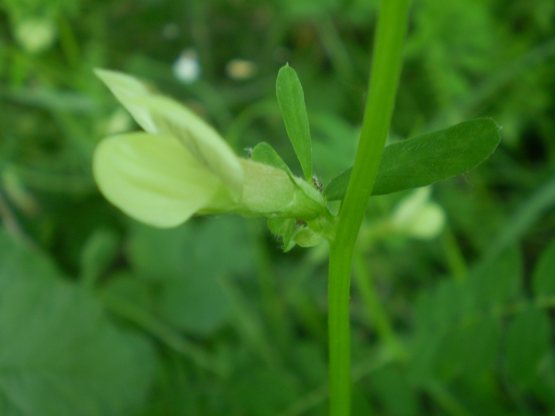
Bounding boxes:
391 187 445 239
226 59 257 80
15 18 56 54
173 49 201 84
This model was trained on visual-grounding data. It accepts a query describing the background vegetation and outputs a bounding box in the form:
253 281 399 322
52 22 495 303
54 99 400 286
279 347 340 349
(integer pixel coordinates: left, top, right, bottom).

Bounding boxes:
1 0 555 414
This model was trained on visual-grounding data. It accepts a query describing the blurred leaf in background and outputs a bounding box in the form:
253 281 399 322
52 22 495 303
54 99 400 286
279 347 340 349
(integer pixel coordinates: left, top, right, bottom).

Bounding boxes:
0 231 156 415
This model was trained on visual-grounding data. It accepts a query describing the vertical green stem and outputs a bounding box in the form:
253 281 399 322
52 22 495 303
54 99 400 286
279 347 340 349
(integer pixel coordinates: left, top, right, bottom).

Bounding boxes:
327 1 411 415
353 253 403 357
441 228 468 281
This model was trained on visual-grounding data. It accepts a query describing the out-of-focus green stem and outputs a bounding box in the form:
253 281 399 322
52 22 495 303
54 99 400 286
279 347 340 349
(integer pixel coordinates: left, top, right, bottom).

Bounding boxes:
441 228 468 280
353 253 403 357
327 1 411 415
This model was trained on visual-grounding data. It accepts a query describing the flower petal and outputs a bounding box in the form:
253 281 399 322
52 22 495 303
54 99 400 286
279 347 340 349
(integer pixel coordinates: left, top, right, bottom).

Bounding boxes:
94 69 159 133
93 132 222 228
135 95 244 199
95 69 244 199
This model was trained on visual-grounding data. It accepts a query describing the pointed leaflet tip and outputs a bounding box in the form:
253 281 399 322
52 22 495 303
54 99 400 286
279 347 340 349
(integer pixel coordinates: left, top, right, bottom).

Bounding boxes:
276 64 313 181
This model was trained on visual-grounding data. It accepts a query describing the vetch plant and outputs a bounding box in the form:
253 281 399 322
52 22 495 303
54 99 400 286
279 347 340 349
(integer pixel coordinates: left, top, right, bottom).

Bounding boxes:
93 1 501 414
94 69 327 232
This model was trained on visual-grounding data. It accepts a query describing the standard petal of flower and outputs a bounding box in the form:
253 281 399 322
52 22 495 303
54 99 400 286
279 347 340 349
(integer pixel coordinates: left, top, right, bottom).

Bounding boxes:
94 69 159 133
134 95 244 199
93 132 222 228
95 69 244 199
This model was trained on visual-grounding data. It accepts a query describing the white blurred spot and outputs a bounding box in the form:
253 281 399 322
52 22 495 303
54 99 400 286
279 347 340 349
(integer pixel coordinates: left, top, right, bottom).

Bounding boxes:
173 49 201 84
391 187 446 239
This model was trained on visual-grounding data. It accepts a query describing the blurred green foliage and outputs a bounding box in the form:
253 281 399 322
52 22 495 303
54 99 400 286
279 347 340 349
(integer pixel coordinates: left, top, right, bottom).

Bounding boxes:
1 0 555 414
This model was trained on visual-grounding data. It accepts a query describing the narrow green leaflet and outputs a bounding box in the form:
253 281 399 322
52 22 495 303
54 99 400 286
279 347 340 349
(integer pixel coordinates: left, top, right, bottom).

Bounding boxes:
267 218 297 251
251 142 292 175
325 119 501 200
276 64 313 180
504 307 551 389
466 245 522 311
533 237 555 298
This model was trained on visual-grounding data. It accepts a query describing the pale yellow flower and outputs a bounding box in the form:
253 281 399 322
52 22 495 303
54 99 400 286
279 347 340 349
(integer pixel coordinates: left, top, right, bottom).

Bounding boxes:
94 70 325 228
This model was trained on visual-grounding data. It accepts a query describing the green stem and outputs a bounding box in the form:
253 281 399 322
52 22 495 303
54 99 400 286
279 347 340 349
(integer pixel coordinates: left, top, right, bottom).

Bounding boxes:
424 383 472 416
252 222 289 345
441 228 468 281
102 290 224 375
327 1 411 415
353 253 403 357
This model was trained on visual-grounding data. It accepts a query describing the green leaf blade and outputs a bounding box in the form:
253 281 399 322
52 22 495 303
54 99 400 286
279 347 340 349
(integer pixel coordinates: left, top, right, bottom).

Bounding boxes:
0 230 157 416
276 64 313 180
505 306 551 389
533 237 555 298
325 118 502 200
251 142 292 175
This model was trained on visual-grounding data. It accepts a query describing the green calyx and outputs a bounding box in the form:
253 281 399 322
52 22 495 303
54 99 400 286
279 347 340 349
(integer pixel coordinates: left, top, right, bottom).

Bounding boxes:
234 159 326 220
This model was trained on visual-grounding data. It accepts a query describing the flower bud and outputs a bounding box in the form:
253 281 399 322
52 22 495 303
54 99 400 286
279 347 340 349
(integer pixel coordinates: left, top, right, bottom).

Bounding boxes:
391 187 445 239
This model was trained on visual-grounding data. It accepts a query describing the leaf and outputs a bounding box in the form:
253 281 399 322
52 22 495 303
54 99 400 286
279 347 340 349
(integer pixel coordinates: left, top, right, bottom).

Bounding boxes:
484 175 555 260
267 217 324 252
505 306 551 389
158 275 232 337
325 118 501 200
276 64 313 180
533 237 555 298
410 277 497 384
434 317 500 381
267 217 297 252
127 218 256 335
229 367 301 415
371 366 418 416
466 245 522 311
251 141 292 175
128 217 256 281
0 230 156 416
